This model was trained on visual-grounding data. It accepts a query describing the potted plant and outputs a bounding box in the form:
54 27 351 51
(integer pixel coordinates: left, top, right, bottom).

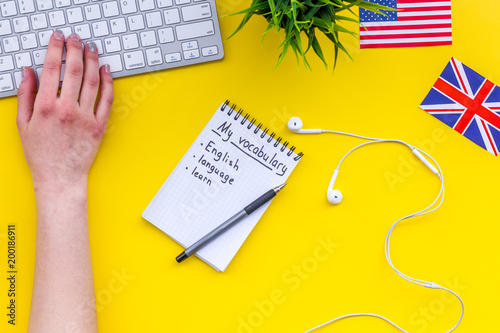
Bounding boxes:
230 0 392 69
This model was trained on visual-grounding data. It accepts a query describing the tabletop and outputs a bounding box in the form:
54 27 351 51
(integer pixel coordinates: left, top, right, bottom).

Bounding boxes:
1 0 499 332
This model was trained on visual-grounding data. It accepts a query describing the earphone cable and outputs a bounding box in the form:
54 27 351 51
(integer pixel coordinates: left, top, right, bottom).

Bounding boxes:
322 130 388 142
305 135 464 333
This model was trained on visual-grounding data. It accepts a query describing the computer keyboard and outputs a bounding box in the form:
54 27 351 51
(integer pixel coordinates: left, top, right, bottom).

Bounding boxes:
0 0 224 98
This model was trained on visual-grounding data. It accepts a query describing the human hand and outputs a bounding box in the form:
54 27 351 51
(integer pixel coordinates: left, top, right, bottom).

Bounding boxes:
16 30 114 187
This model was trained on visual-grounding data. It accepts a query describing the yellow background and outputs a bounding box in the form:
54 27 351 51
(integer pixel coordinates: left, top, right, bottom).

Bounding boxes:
2 0 500 332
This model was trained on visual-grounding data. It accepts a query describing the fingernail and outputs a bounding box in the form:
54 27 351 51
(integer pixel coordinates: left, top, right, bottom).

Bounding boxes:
21 66 27 80
53 29 64 40
86 41 97 53
104 64 111 74
69 33 81 42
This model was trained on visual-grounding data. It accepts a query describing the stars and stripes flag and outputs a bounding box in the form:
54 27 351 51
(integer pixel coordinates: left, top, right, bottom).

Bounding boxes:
359 0 452 49
420 58 500 156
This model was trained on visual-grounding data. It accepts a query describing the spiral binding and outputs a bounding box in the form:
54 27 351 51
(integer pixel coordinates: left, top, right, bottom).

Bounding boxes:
221 100 304 161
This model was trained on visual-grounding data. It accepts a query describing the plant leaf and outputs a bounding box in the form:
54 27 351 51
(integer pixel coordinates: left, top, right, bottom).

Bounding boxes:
268 0 279 28
273 39 291 71
226 12 255 39
230 0 396 71
311 31 327 68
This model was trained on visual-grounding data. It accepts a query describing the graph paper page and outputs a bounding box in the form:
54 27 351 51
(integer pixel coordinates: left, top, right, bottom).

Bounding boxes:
143 102 301 271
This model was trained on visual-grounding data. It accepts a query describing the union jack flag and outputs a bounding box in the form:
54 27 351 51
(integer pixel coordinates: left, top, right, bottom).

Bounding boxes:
420 58 500 156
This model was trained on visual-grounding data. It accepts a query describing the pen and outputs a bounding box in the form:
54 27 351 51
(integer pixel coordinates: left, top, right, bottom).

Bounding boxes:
176 182 287 263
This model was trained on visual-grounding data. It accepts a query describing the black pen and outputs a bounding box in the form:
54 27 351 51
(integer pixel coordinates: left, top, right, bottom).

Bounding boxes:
176 183 287 263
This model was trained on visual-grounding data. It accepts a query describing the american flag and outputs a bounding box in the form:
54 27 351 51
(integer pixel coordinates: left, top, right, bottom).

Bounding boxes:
359 0 452 49
420 58 500 156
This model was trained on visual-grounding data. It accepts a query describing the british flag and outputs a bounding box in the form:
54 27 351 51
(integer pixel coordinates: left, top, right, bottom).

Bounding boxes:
420 58 500 156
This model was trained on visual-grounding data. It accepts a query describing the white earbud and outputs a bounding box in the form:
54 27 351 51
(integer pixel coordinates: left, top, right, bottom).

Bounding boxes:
288 117 322 134
326 169 342 204
327 189 343 205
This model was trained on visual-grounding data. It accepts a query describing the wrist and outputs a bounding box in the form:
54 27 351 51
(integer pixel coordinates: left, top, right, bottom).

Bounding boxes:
34 177 89 228
33 177 88 200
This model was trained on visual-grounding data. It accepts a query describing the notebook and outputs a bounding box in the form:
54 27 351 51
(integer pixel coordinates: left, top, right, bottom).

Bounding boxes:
142 101 303 271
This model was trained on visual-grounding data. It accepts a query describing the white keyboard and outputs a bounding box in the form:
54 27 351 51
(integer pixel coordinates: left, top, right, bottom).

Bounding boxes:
0 0 224 98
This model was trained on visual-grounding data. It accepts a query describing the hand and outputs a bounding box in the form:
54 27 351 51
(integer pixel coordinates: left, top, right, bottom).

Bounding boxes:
16 30 114 187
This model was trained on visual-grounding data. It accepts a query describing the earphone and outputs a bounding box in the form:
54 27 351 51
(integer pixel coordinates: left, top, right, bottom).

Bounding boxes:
288 117 464 333
288 117 441 204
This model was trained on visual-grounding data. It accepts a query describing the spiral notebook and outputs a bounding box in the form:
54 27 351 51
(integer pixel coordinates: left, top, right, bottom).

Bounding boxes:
142 101 303 271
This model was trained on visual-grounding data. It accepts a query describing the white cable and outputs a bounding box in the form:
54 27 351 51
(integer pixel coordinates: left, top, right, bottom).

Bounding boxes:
305 132 464 333
334 139 414 170
305 313 409 333
321 129 386 141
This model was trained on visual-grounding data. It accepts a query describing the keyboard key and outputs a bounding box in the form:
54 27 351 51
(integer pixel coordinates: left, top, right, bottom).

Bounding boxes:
67 7 84 23
146 47 162 66
0 55 14 71
201 45 217 56
31 13 48 30
175 20 214 41
3 37 20 53
181 3 211 22
0 19 12 36
60 63 66 80
36 67 42 80
139 0 155 11
122 33 138 49
15 52 33 68
98 54 123 72
1 1 18 17
128 14 144 31
74 0 89 4
55 0 71 7
157 27 174 43
84 4 101 20
123 50 145 70
36 0 53 11
103 1 119 17
157 0 172 8
13 17 30 33
14 71 22 88
165 52 181 63
38 29 53 46
104 36 121 53
163 8 179 24
0 73 14 92
59 26 72 38
33 49 47 65
146 12 162 28
110 17 126 34
19 0 36 14
92 21 108 37
48 10 66 26
140 31 156 47
93 39 104 54
181 41 197 51
183 49 199 60
175 0 189 5
119 0 136 14
74 23 91 39
21 33 38 49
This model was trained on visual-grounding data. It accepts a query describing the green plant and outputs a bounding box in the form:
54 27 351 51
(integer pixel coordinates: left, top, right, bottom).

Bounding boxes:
229 0 393 70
